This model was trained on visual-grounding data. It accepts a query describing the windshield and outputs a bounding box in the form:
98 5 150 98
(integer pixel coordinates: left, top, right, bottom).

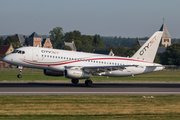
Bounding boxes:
12 50 19 53
12 50 25 54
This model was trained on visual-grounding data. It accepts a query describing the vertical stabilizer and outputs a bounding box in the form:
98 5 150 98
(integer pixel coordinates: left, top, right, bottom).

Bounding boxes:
131 31 163 62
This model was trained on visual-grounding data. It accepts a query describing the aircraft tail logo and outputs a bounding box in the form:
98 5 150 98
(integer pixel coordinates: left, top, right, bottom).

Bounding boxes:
131 31 163 62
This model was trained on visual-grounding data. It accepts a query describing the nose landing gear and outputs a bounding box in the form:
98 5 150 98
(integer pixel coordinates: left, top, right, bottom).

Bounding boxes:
17 66 23 78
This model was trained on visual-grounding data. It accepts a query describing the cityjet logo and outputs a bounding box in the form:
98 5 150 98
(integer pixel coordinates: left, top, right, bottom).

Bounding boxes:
139 36 156 56
41 50 59 54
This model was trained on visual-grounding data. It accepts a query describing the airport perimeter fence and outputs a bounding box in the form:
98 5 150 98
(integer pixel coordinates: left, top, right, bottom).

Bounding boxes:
0 65 180 72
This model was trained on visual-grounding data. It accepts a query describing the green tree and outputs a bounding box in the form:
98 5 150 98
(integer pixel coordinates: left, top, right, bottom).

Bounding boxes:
49 27 64 49
62 45 72 50
116 46 129 56
126 45 141 57
4 36 22 49
154 54 161 64
79 35 93 52
92 34 106 50
64 31 73 42
64 30 81 42
0 37 4 46
74 40 82 50
161 43 180 65
108 46 118 54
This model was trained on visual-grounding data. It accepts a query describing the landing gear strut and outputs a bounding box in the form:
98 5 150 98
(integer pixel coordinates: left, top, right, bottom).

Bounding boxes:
71 79 79 84
17 66 23 78
85 79 93 87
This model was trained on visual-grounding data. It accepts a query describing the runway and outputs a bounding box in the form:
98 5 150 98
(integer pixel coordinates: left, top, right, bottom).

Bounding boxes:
0 82 180 95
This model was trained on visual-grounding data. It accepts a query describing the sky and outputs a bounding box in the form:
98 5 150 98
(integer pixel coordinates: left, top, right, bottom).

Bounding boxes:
0 0 180 38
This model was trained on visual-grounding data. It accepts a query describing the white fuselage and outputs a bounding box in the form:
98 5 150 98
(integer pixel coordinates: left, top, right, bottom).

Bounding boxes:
3 46 163 77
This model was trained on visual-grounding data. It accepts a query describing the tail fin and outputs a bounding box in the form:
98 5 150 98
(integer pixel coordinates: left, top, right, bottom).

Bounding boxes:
131 31 163 62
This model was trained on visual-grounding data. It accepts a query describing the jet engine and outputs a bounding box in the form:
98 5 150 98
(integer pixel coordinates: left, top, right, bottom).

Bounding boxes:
43 69 63 76
64 69 91 79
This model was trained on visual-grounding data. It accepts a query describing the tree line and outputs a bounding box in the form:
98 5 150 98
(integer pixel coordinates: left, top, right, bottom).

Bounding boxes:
102 36 180 47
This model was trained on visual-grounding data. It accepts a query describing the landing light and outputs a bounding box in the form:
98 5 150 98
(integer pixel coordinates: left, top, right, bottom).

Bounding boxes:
18 66 23 70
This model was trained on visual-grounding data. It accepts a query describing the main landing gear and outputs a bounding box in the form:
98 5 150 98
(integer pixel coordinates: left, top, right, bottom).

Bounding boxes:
85 79 93 87
71 79 79 84
17 66 23 78
71 79 93 87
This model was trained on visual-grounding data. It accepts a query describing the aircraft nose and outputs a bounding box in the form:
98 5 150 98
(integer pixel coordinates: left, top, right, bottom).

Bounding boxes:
3 55 12 63
3 56 8 62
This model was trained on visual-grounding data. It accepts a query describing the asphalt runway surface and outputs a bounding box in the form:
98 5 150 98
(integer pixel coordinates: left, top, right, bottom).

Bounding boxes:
0 82 180 95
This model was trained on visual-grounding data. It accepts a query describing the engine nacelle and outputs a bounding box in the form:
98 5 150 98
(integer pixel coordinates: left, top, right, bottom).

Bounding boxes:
43 69 63 76
64 69 91 79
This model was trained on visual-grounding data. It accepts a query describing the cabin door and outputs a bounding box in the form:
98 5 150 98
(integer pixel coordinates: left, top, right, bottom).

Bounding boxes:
32 49 38 62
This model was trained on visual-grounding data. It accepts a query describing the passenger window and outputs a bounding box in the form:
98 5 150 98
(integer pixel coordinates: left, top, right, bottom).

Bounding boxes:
44 55 46 57
22 51 25 54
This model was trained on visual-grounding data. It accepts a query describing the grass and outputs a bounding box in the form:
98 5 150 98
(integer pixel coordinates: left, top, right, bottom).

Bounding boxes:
0 68 180 82
0 95 180 119
1 68 180 119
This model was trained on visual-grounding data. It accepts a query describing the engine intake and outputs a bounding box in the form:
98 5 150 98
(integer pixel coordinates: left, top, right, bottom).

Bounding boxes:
64 69 91 79
43 69 63 76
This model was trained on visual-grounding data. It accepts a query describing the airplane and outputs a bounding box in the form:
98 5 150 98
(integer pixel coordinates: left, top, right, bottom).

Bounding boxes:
3 30 164 86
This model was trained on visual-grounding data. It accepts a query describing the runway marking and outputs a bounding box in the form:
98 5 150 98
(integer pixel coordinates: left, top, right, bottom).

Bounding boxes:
0 92 180 94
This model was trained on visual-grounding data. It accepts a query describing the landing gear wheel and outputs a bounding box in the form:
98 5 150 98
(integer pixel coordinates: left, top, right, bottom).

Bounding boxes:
85 80 93 87
71 79 79 84
17 66 23 78
17 74 22 78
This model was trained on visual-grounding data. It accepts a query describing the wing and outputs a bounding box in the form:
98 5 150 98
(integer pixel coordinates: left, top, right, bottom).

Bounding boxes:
65 65 138 75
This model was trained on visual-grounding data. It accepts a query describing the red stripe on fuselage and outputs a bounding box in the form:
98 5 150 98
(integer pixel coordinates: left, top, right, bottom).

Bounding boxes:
21 57 154 66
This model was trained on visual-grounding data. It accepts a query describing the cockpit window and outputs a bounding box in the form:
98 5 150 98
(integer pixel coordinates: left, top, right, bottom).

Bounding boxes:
12 50 19 53
18 51 21 54
12 50 25 54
